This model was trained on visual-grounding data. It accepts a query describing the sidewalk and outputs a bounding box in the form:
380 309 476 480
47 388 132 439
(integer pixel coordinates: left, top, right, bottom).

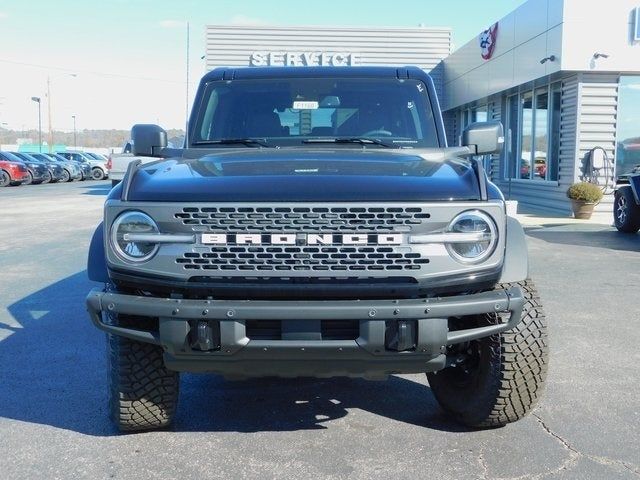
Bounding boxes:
513 207 614 230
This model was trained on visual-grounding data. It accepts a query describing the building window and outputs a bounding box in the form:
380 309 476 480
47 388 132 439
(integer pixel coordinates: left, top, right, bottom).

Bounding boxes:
615 76 640 177
505 83 560 182
472 105 488 123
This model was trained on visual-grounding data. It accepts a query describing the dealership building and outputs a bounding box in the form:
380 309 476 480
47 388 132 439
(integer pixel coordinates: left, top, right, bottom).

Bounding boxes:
205 0 640 214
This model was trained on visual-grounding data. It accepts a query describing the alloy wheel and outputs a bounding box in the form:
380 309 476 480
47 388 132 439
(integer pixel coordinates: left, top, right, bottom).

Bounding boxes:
0 171 10 187
92 168 105 180
616 195 627 225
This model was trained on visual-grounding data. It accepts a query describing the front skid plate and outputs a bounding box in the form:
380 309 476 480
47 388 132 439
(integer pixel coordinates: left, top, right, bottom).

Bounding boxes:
86 287 524 375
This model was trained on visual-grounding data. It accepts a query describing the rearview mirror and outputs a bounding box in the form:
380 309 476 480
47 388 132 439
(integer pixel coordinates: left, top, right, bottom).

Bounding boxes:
131 124 167 157
462 121 504 155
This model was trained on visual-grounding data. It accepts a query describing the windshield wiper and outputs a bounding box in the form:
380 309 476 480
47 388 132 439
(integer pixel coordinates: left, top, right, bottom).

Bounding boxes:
192 138 271 147
302 137 392 148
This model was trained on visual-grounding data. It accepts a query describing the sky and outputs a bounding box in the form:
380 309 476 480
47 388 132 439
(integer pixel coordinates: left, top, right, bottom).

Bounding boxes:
0 0 527 132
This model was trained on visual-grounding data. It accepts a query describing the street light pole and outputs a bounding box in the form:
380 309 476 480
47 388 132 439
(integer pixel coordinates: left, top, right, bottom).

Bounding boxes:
72 115 77 148
31 96 42 152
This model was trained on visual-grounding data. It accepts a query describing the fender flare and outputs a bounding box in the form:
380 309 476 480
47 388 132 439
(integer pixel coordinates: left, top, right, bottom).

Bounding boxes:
87 222 109 283
499 216 529 284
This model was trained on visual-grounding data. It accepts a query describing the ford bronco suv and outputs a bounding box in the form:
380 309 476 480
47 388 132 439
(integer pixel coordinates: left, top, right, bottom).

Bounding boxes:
86 66 548 431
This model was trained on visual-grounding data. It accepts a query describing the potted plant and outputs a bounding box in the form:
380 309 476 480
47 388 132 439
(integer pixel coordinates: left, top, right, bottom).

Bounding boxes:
566 182 603 219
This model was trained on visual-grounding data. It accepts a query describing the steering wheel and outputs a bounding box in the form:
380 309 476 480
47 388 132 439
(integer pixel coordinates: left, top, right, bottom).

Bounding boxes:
362 129 393 137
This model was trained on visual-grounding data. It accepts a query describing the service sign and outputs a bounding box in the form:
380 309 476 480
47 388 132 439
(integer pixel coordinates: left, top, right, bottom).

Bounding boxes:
250 51 358 67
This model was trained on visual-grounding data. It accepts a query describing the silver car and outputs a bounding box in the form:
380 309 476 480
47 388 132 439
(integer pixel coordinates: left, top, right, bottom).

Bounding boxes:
56 151 109 180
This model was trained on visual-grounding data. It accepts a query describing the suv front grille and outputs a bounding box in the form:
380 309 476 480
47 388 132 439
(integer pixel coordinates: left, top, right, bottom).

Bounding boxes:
176 245 429 272
175 206 431 232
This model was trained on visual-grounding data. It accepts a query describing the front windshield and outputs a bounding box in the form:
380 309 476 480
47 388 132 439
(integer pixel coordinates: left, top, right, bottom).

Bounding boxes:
193 77 439 148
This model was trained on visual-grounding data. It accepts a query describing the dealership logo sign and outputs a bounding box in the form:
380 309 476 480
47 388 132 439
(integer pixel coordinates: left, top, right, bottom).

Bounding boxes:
250 51 358 67
479 23 499 60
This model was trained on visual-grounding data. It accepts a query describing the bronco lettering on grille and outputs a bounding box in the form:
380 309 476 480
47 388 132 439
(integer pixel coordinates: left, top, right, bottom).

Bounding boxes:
201 233 403 246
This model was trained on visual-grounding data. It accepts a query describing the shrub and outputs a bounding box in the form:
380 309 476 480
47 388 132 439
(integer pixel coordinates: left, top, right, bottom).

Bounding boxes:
566 182 603 203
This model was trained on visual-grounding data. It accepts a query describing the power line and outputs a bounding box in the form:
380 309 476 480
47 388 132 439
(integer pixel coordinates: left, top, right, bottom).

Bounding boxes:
0 58 199 85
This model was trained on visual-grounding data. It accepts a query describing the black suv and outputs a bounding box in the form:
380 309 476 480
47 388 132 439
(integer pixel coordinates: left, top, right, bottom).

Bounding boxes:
87 66 548 432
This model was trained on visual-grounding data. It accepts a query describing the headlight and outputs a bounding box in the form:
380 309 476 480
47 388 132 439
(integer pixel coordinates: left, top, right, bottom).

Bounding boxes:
445 210 497 264
110 211 159 262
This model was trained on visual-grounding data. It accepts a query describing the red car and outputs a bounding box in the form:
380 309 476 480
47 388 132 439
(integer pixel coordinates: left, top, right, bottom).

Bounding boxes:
0 158 29 187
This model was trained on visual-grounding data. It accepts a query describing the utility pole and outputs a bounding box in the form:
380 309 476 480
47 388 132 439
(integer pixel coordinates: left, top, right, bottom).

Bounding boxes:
72 115 77 148
31 97 42 152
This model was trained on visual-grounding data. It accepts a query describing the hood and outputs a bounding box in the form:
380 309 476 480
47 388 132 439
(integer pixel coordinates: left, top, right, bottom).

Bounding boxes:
122 147 484 203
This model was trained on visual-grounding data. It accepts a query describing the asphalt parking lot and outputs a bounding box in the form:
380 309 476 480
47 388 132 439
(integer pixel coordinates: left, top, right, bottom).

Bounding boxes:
1 181 639 480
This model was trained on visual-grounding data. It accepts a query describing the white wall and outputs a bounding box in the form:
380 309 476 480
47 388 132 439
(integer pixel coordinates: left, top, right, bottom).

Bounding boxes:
205 25 452 99
443 0 563 110
561 0 640 72
443 0 640 111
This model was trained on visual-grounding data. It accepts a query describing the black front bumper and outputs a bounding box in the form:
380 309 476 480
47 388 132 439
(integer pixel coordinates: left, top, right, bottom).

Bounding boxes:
86 287 524 377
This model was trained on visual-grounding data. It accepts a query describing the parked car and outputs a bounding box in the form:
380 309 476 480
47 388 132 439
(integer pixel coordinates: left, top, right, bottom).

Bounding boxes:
0 156 29 187
20 152 66 183
56 151 109 181
86 66 547 432
42 153 82 182
53 152 92 181
107 141 151 187
613 164 640 233
85 152 109 162
0 151 48 185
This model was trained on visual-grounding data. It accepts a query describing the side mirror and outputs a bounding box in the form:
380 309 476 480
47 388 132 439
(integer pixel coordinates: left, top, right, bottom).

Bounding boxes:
131 124 167 157
462 121 504 155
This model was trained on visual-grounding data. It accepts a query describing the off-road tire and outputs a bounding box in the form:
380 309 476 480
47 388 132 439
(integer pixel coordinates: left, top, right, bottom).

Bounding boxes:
427 279 548 428
613 186 640 233
92 167 105 181
107 314 179 432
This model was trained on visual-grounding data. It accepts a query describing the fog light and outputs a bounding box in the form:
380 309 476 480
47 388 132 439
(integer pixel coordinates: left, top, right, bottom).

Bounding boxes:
189 320 220 352
385 320 417 352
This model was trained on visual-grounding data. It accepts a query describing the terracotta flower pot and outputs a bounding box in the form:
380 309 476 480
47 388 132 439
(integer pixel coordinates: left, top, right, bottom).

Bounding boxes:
571 200 596 219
